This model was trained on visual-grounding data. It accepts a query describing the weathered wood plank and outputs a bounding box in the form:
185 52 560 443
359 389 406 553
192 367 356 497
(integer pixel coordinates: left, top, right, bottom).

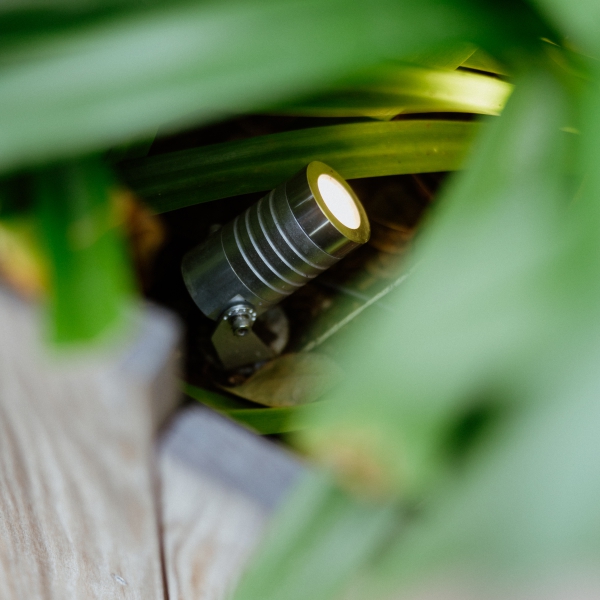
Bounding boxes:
158 406 304 600
0 287 180 599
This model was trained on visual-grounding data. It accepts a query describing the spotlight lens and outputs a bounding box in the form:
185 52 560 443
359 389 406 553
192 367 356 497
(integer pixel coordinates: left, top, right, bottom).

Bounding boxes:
317 174 361 230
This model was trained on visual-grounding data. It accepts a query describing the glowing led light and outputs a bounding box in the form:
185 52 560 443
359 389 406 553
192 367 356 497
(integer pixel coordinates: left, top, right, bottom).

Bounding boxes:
317 174 361 229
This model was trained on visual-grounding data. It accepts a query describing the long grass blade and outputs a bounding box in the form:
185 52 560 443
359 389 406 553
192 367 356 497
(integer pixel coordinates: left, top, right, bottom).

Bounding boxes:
0 0 548 173
271 64 511 119
183 382 318 434
120 120 480 213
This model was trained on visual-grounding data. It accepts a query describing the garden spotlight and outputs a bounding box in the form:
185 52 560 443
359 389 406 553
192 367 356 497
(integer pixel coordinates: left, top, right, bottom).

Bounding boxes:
182 161 370 369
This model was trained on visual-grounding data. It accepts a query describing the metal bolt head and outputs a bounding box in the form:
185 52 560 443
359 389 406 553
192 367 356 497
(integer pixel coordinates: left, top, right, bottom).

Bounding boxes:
221 303 257 337
231 314 252 336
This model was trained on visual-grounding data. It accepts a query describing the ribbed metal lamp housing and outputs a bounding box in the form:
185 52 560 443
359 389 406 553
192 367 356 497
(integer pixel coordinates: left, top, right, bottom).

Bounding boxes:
182 161 370 320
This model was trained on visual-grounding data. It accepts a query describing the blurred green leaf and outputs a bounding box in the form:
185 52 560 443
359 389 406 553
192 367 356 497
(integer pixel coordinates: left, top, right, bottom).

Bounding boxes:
292 66 584 591
0 0 588 598
272 64 511 119
120 120 480 212
33 156 133 343
404 41 476 70
233 471 397 600
183 382 248 410
0 0 551 173
184 382 321 434
298 65 575 490
533 0 600 56
461 48 509 75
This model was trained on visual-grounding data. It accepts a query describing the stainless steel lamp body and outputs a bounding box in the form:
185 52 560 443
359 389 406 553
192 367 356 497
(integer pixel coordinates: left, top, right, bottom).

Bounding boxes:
182 161 370 322
182 162 369 370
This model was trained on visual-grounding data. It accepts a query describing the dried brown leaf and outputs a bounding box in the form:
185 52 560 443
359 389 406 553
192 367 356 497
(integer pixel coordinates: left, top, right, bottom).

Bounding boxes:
224 352 344 408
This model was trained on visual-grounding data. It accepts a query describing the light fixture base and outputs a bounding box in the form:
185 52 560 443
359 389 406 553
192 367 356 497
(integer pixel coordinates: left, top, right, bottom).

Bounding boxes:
211 303 274 370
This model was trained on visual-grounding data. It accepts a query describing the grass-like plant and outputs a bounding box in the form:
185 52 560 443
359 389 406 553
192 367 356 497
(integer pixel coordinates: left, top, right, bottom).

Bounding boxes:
1 0 599 598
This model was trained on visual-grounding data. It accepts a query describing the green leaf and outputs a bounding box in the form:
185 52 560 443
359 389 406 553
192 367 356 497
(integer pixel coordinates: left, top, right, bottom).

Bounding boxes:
183 382 322 434
299 65 575 487
120 120 480 212
271 64 511 120
404 41 476 71
33 157 133 344
295 66 584 588
461 48 508 75
0 0 550 173
532 0 600 56
183 383 248 410
233 471 397 600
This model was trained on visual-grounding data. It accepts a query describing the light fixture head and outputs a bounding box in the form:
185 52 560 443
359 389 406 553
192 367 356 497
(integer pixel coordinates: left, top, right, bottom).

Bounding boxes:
317 173 362 229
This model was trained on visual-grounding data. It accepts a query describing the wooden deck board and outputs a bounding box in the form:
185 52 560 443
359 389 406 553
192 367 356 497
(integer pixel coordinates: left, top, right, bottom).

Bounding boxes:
0 289 180 599
158 406 304 600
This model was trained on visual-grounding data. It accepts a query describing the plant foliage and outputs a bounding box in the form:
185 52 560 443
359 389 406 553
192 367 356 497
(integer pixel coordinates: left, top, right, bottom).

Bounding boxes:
1 0 599 598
